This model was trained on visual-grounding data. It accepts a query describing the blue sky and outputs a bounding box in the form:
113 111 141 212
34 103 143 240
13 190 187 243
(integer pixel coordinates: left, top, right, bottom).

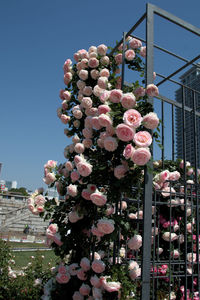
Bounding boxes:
0 0 200 191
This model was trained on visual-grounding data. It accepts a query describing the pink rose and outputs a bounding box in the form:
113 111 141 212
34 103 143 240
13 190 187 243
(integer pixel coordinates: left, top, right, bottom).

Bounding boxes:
74 143 85 154
79 284 91 296
97 44 107 56
67 184 78 197
131 147 151 166
100 90 110 103
59 89 66 100
129 38 142 49
60 114 70 124
81 58 88 69
146 84 159 97
133 131 152 147
109 89 123 103
161 186 176 198
82 127 93 139
80 257 90 271
101 277 121 292
43 172 56 185
83 86 93 96
64 72 72 85
63 90 71 100
115 53 122 65
81 189 91 200
91 226 105 237
97 219 115 234
83 139 92 148
56 272 70 284
121 93 136 109
125 49 135 61
169 171 180 181
69 263 79 276
116 124 135 141
100 55 110 65
123 109 142 128
171 250 180 259
134 87 145 97
79 70 88 81
65 161 73 171
90 69 99 80
98 76 108 89
70 171 80 182
98 114 112 127
89 46 97 53
143 112 159 129
90 190 107 206
77 161 92 177
81 97 93 109
92 259 105 273
114 164 127 179
62 100 68 110
34 195 45 206
123 144 135 159
104 137 118 152
88 58 99 68
100 68 110 77
58 264 68 274
90 275 101 288
140 46 146 57
162 232 178 242
128 235 142 250
73 109 83 120
72 291 84 300
93 85 104 97
77 80 86 90
98 104 111 115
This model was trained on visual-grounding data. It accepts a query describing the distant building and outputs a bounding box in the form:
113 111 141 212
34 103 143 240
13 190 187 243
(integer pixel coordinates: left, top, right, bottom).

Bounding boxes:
0 180 17 191
176 65 200 167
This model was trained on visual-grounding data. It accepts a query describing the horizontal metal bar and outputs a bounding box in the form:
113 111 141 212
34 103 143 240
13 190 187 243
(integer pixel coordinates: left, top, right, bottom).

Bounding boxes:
156 54 200 86
129 34 199 68
109 12 146 56
148 3 200 36
156 72 200 95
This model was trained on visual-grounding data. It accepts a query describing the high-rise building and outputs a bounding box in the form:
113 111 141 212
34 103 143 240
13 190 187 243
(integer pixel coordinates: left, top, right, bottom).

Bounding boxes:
175 65 200 167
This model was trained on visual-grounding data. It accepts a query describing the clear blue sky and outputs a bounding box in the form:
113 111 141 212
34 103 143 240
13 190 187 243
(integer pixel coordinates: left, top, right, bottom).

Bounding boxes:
0 0 200 191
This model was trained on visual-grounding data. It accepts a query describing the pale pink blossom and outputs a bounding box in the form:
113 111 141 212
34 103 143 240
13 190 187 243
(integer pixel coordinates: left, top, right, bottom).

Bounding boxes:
79 70 88 81
67 184 78 197
81 97 93 109
109 89 123 103
98 76 108 89
90 190 107 206
97 44 107 56
83 86 93 96
123 144 135 159
140 46 146 57
90 275 101 288
115 53 122 65
83 138 92 148
77 80 86 90
146 84 159 97
64 72 72 85
125 49 135 61
69 263 79 276
90 69 99 80
68 211 83 223
80 257 90 271
134 87 145 97
100 90 110 103
129 38 142 49
56 272 71 284
72 291 84 300
43 172 56 185
81 58 88 69
98 114 112 127
71 171 80 182
162 232 178 242
81 189 91 200
92 259 105 273
133 131 152 147
77 161 92 177
171 250 180 259
97 219 115 234
63 90 71 100
116 124 135 142
91 226 105 237
123 109 142 128
161 186 176 198
59 89 66 100
121 93 136 109
79 284 91 296
88 58 99 68
89 46 97 53
101 277 121 292
34 195 45 206
98 104 111 115
131 147 151 166
65 161 73 171
159 170 170 182
169 171 181 181
93 85 104 97
100 68 110 77
128 235 142 250
104 137 118 152
60 114 70 124
114 164 127 179
62 100 68 110
100 55 110 65
73 109 83 119
84 116 93 128
92 287 103 299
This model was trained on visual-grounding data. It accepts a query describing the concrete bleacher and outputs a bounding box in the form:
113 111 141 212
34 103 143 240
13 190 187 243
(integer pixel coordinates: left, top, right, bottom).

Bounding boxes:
0 193 49 235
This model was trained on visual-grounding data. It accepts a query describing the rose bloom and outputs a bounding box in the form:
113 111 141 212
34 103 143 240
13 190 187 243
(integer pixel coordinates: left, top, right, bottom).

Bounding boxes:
65 161 73 171
90 69 99 80
73 109 83 120
60 114 70 124
34 195 45 206
71 171 80 182
83 86 93 96
83 138 92 148
80 257 90 271
98 104 111 115
92 259 105 273
100 68 110 77
72 291 84 300
62 100 68 110
56 272 71 284
133 131 152 148
159 170 170 182
104 137 118 152
131 147 151 166
116 123 135 142
109 89 123 103
97 76 108 89
63 90 71 100
64 72 72 85
84 116 93 128
125 49 135 61
58 264 68 274
169 171 180 181
100 90 110 103
171 250 180 259
67 184 78 197
79 69 88 81
98 114 112 127
123 144 135 159
161 186 176 198
91 226 105 237
81 188 91 200
59 89 66 100
81 58 88 69
43 172 56 185
146 84 159 97
97 44 107 56
115 53 122 65
90 275 101 288
90 190 107 206
79 284 91 296
88 57 99 68
89 52 97 58
97 219 115 234
123 109 142 128
162 232 178 242
121 93 136 109
101 277 121 293
81 97 93 109
77 80 86 90
100 55 110 65
143 112 159 130
129 268 141 280
140 46 146 57
77 161 92 177
93 85 104 97
106 125 115 136
69 263 79 276
128 235 142 250
74 143 85 154
89 45 97 53
114 165 127 179
129 38 142 49
134 86 146 98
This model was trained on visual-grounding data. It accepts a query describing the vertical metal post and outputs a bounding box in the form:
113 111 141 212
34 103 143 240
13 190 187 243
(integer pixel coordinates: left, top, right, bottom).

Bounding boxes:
172 104 175 161
162 100 165 168
141 4 154 300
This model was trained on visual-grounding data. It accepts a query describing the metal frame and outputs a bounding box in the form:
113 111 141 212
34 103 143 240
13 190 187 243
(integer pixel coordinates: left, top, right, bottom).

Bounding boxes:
111 3 200 299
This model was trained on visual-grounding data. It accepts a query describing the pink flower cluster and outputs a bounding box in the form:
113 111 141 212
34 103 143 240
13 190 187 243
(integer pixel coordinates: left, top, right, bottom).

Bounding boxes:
27 188 45 215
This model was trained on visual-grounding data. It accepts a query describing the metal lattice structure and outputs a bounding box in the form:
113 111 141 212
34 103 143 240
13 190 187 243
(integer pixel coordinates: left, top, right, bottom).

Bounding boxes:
109 3 200 300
